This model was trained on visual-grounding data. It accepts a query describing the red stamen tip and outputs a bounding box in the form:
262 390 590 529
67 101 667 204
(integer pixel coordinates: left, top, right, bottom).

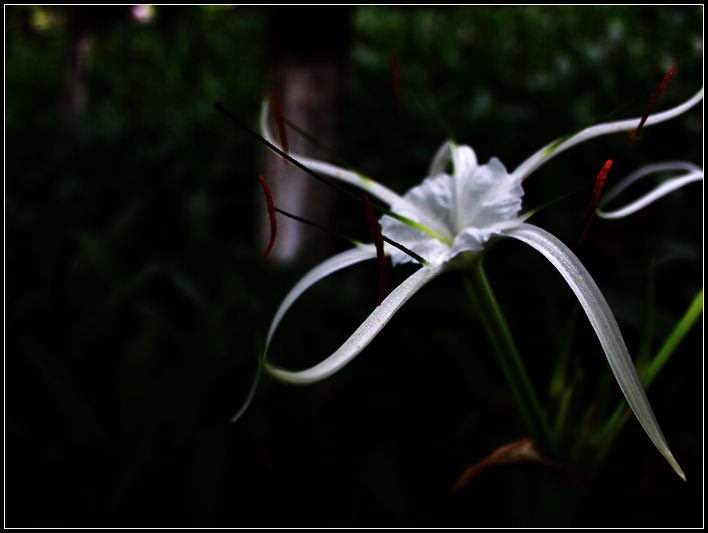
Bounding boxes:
389 52 403 120
258 173 278 256
578 159 613 244
269 90 289 162
363 194 387 306
635 60 678 138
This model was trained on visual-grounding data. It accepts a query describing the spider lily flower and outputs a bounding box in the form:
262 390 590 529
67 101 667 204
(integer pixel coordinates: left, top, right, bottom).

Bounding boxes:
259 88 703 480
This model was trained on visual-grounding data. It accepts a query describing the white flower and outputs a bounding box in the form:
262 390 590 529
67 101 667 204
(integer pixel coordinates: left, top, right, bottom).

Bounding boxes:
379 143 525 267
257 88 703 480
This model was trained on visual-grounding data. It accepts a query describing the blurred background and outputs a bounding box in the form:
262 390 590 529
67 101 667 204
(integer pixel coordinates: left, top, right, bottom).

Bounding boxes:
5 5 703 527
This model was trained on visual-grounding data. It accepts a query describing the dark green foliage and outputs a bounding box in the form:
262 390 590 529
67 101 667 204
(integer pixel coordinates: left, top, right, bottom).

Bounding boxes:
6 5 702 527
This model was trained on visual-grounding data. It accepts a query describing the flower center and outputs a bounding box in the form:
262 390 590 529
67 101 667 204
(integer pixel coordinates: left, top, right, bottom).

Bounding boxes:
380 143 525 267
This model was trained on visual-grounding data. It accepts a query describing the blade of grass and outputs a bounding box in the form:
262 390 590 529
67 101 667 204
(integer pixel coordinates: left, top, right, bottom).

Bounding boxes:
465 257 554 455
635 259 656 378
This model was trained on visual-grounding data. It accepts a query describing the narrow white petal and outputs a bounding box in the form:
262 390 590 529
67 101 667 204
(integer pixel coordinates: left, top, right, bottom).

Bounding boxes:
512 88 703 181
598 171 703 219
600 161 703 204
266 246 377 350
230 246 375 423
504 223 686 480
259 101 407 208
265 262 446 384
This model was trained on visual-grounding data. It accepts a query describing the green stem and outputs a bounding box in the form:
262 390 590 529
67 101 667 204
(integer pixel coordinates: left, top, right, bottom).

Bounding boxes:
644 288 703 387
635 259 657 378
465 256 555 455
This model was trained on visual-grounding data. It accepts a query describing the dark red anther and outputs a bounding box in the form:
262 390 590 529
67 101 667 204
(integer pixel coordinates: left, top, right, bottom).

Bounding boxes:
269 90 289 162
389 52 403 120
363 194 387 306
257 174 278 256
635 61 678 138
578 159 613 244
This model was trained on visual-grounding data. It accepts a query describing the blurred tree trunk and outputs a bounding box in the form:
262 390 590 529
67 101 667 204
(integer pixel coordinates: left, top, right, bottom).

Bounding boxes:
60 25 92 128
259 7 352 261
58 7 127 130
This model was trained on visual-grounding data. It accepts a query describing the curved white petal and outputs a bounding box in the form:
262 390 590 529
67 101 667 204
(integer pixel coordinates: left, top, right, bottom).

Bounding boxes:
260 101 450 244
596 161 703 219
512 88 704 181
503 223 685 480
265 262 446 384
259 101 406 208
266 245 377 350
600 161 702 204
231 246 375 422
598 171 703 219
